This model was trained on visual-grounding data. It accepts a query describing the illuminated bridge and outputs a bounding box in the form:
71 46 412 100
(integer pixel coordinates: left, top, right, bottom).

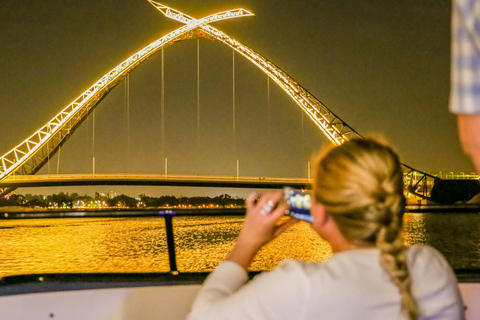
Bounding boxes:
0 1 436 199
1 174 310 190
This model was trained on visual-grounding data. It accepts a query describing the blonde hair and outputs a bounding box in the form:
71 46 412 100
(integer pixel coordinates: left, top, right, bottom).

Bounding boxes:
313 138 419 320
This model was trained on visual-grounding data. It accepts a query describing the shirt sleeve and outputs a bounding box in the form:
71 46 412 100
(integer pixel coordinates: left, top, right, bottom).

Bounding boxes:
450 0 480 114
410 246 466 320
186 260 310 320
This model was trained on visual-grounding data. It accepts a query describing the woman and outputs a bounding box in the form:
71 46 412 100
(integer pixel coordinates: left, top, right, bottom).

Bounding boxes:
187 138 465 320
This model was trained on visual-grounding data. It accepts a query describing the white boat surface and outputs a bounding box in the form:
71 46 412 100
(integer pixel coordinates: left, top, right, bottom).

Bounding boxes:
0 280 479 319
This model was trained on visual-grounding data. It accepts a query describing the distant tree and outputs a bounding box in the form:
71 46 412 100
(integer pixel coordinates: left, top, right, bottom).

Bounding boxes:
48 192 73 208
26 198 47 208
76 195 94 202
0 194 26 207
9 194 26 206
139 195 160 207
0 196 10 207
0 191 246 209
104 198 115 207
113 194 137 208
159 195 179 206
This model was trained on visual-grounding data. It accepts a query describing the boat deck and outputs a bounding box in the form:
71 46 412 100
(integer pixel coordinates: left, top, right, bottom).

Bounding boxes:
0 271 479 319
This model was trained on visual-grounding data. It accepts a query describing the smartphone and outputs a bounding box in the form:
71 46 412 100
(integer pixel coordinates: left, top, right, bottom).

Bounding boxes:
283 187 313 223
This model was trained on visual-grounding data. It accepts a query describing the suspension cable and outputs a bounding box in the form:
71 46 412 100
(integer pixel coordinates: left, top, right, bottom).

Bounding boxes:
302 110 306 177
161 47 165 174
125 73 130 157
267 75 271 155
232 48 236 158
92 109 96 177
47 141 50 175
197 38 201 170
56 147 61 175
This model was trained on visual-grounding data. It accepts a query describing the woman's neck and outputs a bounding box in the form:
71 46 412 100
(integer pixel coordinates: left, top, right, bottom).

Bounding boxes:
330 237 375 253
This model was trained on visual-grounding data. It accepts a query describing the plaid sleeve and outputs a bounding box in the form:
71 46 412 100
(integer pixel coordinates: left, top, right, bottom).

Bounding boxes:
450 0 480 114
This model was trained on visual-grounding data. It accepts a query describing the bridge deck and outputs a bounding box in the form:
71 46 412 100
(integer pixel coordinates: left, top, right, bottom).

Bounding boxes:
0 174 312 189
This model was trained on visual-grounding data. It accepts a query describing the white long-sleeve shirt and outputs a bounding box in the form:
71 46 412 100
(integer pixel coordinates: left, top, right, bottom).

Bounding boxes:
187 246 465 320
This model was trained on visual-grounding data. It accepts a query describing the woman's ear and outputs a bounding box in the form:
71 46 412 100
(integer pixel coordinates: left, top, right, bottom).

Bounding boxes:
311 202 329 235
312 202 327 222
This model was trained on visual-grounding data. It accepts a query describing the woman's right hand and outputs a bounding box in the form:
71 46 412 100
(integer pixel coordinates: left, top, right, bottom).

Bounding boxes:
239 191 298 249
227 191 299 270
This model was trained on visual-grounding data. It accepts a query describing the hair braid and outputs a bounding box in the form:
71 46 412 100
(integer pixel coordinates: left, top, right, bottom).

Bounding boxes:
314 138 420 319
376 153 419 320
377 224 418 320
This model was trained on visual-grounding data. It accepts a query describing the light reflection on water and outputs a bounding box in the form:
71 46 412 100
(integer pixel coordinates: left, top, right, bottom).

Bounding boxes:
0 213 479 277
403 212 480 269
174 217 332 272
0 218 169 276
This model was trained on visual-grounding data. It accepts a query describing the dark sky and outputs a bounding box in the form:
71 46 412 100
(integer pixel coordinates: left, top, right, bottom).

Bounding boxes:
0 0 471 197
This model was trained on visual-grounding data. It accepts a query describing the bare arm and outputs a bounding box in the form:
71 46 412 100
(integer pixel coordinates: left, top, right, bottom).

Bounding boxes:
458 114 480 173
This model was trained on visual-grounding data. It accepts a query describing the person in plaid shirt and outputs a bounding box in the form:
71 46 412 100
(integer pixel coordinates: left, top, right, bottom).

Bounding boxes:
450 0 480 173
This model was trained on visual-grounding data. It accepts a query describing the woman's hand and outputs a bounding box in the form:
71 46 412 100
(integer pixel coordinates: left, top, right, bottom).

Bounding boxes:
240 191 297 249
227 191 299 270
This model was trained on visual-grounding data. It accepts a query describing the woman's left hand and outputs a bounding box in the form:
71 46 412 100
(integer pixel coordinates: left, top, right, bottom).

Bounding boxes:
227 191 299 270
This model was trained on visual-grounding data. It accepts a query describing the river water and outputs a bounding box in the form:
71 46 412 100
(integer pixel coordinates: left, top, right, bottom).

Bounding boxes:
1 212 480 277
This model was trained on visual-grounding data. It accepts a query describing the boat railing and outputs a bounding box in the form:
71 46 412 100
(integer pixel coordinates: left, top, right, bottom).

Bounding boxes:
1 205 480 290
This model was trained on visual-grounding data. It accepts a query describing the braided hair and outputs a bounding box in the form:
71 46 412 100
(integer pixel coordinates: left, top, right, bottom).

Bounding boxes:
313 138 419 320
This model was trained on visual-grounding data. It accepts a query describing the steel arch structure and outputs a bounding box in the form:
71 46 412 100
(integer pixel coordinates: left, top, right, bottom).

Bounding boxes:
0 4 253 183
0 2 433 199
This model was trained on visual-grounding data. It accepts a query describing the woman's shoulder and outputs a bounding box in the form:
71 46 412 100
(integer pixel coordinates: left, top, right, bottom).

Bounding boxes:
256 259 324 285
270 256 358 281
407 244 444 256
269 259 312 275
407 245 452 270
265 246 454 282
406 245 458 285
406 246 464 318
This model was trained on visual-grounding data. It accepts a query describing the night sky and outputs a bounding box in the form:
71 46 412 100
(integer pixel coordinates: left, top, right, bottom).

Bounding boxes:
0 0 470 197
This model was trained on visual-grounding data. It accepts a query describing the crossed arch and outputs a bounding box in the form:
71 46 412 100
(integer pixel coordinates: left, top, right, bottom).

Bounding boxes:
0 2 432 199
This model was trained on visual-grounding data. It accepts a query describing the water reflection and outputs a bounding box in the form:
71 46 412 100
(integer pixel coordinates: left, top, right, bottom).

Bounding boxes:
174 217 331 272
0 213 479 277
421 213 480 269
0 218 169 276
403 213 429 246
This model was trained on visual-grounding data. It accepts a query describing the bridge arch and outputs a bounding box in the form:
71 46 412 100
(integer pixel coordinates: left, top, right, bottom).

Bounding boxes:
0 3 431 199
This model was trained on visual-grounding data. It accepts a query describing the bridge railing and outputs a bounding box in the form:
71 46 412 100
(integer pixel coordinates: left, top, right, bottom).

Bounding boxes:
2 173 312 182
427 172 479 180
